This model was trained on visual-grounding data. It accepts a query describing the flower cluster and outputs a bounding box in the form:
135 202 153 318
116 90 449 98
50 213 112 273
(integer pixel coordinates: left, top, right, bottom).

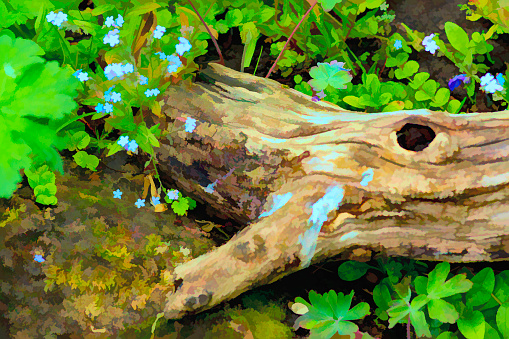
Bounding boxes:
104 62 134 81
145 88 161 97
112 188 180 209
422 33 439 55
117 135 139 152
103 14 124 47
153 25 166 39
480 73 505 94
46 11 68 28
95 84 123 114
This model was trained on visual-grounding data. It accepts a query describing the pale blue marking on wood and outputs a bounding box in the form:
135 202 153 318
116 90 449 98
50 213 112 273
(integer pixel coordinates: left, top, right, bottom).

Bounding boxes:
259 192 293 218
299 185 345 268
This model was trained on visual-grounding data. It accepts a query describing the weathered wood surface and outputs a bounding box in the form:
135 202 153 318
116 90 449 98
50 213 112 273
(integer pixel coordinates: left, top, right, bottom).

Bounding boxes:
137 63 509 319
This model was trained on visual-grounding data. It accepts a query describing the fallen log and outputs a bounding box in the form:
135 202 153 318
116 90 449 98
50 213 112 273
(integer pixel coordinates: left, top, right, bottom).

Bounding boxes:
136 63 509 320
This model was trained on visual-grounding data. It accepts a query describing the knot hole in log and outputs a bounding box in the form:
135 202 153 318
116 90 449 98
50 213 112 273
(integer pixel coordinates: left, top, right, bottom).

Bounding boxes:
396 123 436 152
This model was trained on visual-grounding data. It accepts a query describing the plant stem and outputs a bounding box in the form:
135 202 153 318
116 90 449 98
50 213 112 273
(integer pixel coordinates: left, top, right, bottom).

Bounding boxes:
253 46 263 75
266 0 317 78
187 0 225 66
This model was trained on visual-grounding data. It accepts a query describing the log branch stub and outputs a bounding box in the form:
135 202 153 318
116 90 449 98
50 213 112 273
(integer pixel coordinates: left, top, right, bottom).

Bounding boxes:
137 63 509 319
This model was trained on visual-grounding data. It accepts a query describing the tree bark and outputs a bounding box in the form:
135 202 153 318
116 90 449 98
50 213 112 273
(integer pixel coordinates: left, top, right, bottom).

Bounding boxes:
137 63 509 320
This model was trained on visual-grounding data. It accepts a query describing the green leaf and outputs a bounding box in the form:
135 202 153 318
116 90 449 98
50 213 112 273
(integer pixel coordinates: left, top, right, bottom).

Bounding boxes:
458 310 485 339
317 0 344 12
91 4 116 16
184 197 197 210
0 35 78 198
466 267 495 308
386 53 408 67
482 271 509 310
67 131 90 151
338 261 373 281
409 310 432 338
415 90 432 101
342 95 364 108
421 79 438 97
373 283 392 310
308 62 353 91
240 22 260 69
427 263 473 299
387 299 410 328
225 8 243 26
73 151 99 171
125 3 162 18
428 299 458 323
447 99 462 114
410 72 430 89
445 21 470 55
394 60 419 79
497 303 509 338
171 198 190 216
431 87 450 107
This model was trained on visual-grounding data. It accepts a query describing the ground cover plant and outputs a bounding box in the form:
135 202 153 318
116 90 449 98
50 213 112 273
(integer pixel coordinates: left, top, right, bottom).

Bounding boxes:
0 0 509 337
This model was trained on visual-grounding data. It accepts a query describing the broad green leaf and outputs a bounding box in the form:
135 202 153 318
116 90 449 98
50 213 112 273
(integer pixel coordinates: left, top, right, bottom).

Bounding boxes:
382 100 405 112
395 60 419 79
73 151 99 171
386 53 408 67
126 3 161 18
373 283 392 310
67 131 90 151
447 99 462 114
338 261 372 281
415 90 432 101
318 0 343 12
409 309 432 338
428 299 458 323
445 21 470 55
225 8 243 26
91 4 115 16
431 87 450 107
410 72 430 89
458 310 485 339
497 303 509 338
466 267 495 308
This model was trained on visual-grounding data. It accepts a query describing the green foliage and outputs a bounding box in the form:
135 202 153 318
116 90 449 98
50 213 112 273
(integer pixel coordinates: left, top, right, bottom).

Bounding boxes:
1 0 509 337
292 290 370 338
0 33 79 199
327 258 509 338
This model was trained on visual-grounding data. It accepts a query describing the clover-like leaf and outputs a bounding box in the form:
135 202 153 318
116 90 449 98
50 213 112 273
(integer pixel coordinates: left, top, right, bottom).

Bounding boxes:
308 62 353 92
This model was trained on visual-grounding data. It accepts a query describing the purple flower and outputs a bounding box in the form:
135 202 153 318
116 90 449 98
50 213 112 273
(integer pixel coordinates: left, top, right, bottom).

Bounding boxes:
448 74 470 92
